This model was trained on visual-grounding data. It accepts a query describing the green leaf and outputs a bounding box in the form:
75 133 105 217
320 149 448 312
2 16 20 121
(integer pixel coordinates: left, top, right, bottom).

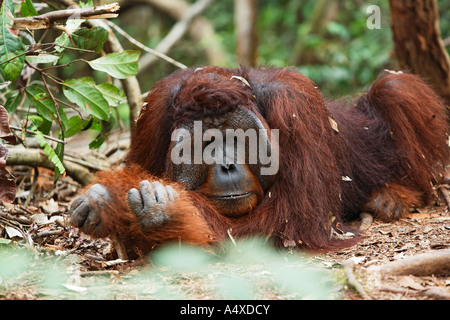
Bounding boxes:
79 0 94 8
87 50 140 79
25 54 59 65
27 115 52 135
54 33 70 53
65 115 83 138
4 91 22 113
20 0 38 17
25 85 68 132
31 126 66 175
87 117 101 131
89 133 106 149
89 117 114 149
25 85 57 122
65 19 85 34
27 115 44 128
62 77 109 121
71 26 108 53
0 0 26 81
39 119 52 135
1 0 14 28
96 83 125 106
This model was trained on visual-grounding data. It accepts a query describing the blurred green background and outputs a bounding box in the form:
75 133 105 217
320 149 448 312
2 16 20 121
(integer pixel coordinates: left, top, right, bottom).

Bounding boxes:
113 0 450 98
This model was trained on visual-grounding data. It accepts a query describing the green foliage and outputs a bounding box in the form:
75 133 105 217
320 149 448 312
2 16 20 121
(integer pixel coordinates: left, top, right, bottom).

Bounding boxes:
0 0 138 182
26 85 60 124
0 245 71 298
257 0 394 96
62 77 110 121
0 0 26 81
3 90 22 114
0 246 32 279
204 0 397 97
20 0 38 17
71 26 109 53
0 238 338 299
32 126 66 177
88 50 141 79
150 238 335 299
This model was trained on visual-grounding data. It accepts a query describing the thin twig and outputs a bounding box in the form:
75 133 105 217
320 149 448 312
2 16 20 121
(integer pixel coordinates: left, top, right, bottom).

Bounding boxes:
138 0 215 72
25 60 63 129
105 20 187 69
139 0 227 67
0 44 55 67
0 51 28 67
25 59 64 84
39 69 64 132
9 125 66 144
40 58 86 72
110 234 128 261
32 229 63 240
0 212 32 225
53 98 83 118
24 167 39 207
64 154 110 171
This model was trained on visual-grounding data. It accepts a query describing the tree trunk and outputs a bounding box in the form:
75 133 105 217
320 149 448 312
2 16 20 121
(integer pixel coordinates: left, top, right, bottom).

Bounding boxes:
234 0 258 66
389 0 450 109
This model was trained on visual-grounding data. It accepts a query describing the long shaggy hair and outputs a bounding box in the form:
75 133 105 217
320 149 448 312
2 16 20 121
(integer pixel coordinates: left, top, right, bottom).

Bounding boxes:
84 66 448 255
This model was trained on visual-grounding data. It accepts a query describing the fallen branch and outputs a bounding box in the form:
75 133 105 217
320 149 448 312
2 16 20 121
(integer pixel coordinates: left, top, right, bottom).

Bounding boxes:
6 147 94 185
0 211 32 225
378 250 450 277
359 212 373 230
343 258 372 300
64 154 110 172
12 3 120 30
380 284 450 300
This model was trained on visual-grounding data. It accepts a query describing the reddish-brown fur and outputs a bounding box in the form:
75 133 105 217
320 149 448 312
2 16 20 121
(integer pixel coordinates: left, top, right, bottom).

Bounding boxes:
74 67 449 256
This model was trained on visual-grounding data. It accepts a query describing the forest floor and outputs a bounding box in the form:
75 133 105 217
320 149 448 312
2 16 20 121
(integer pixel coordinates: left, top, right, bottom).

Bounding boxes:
0 134 449 300
323 205 450 300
